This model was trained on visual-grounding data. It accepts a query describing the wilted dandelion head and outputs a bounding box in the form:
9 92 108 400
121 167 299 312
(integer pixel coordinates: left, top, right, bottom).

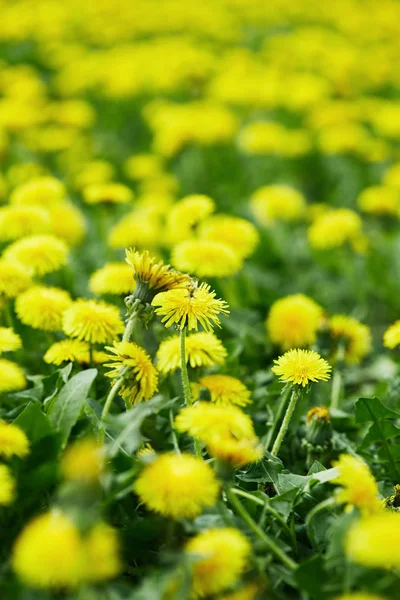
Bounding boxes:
16 286 72 332
63 299 124 344
172 239 242 278
4 234 69 276
272 349 331 386
134 453 220 519
267 294 323 350
156 331 227 374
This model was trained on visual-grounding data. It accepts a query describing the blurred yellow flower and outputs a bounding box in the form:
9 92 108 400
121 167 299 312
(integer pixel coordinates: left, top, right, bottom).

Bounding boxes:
346 512 400 569
166 194 215 245
156 331 227 374
89 262 136 296
0 205 50 242
194 374 251 407
16 286 72 331
62 438 104 483
82 522 121 582
0 421 29 458
198 215 259 259
251 185 306 225
48 202 86 246
267 294 323 350
331 454 381 515
0 359 26 392
308 209 363 250
44 339 90 366
83 182 133 205
10 176 65 207
357 185 400 216
328 315 372 364
0 260 32 298
383 320 400 349
0 464 15 505
0 327 22 353
124 153 163 180
172 239 242 278
4 234 69 276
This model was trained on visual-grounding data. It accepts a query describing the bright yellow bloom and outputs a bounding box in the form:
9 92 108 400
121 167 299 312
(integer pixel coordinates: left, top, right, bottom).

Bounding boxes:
12 511 85 588
383 163 400 188
272 349 332 386
83 182 133 205
63 299 124 344
134 453 220 519
383 320 400 349
62 439 104 483
0 205 50 242
82 522 121 582
89 262 136 296
328 315 372 364
251 185 306 226
0 327 22 353
172 240 242 278
48 202 86 246
267 294 323 350
166 194 215 245
346 512 400 569
4 234 69 276
0 360 26 392
125 248 189 296
72 160 115 190
0 421 29 458
0 260 32 298
307 406 331 423
175 402 255 443
186 528 251 597
194 374 251 407
105 341 158 405
44 339 91 365
357 185 400 216
198 215 259 259
331 454 381 515
207 435 264 467
308 209 363 250
0 464 15 505
152 282 229 332
156 331 227 374
124 153 163 180
16 286 72 332
108 207 161 249
10 176 65 207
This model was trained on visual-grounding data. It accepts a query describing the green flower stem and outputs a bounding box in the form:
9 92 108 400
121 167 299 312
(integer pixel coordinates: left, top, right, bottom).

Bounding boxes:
232 488 292 538
99 377 124 441
271 386 301 456
3 301 14 329
330 343 345 410
225 486 297 571
265 384 291 451
180 327 192 406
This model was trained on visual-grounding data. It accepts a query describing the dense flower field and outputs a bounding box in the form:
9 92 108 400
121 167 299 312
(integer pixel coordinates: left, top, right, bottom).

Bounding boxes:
1 0 400 598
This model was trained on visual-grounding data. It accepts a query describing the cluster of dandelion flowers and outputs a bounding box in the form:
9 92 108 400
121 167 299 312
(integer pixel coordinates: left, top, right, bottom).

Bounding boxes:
0 464 15 505
383 320 400 349
272 349 332 387
198 215 259 259
0 421 29 459
134 453 220 519
0 260 32 298
172 240 242 278
331 454 381 515
328 315 372 364
89 262 136 296
267 294 323 350
345 512 400 569
3 234 69 276
185 528 251 597
193 374 252 407
62 439 104 484
0 360 26 392
152 282 229 332
63 299 124 344
156 331 227 374
104 341 158 405
0 327 22 353
308 208 364 250
16 286 72 331
12 511 121 589
44 339 91 366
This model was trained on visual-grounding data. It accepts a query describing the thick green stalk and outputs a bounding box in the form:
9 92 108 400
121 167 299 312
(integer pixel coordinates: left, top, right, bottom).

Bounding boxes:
180 327 192 406
225 487 297 571
271 386 300 456
265 384 291 451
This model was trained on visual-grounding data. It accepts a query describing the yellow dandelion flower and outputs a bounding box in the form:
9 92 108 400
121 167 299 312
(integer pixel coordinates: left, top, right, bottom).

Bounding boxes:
72 160 115 190
307 406 331 423
308 209 363 250
198 215 259 259
267 294 323 350
0 359 26 392
328 315 372 364
137 443 156 458
152 282 229 332
48 202 86 246
357 185 400 216
89 262 136 296
335 594 386 600
63 299 124 344
16 286 72 332
83 182 133 205
124 153 163 180
250 185 306 226
219 583 260 600
134 453 220 519
166 194 215 245
108 208 161 249
156 331 227 374
331 454 381 515
44 339 90 366
4 234 69 276
208 435 263 467
186 528 251 597
383 320 400 349
345 512 400 569
0 464 15 505
172 240 242 278
12 511 85 589
0 421 29 458
0 260 32 298
383 163 400 188
83 522 121 582
272 349 332 387
62 438 104 483
126 248 189 299
0 327 22 353
105 341 158 405
0 205 50 242
10 176 65 207
195 374 251 407
175 402 255 444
